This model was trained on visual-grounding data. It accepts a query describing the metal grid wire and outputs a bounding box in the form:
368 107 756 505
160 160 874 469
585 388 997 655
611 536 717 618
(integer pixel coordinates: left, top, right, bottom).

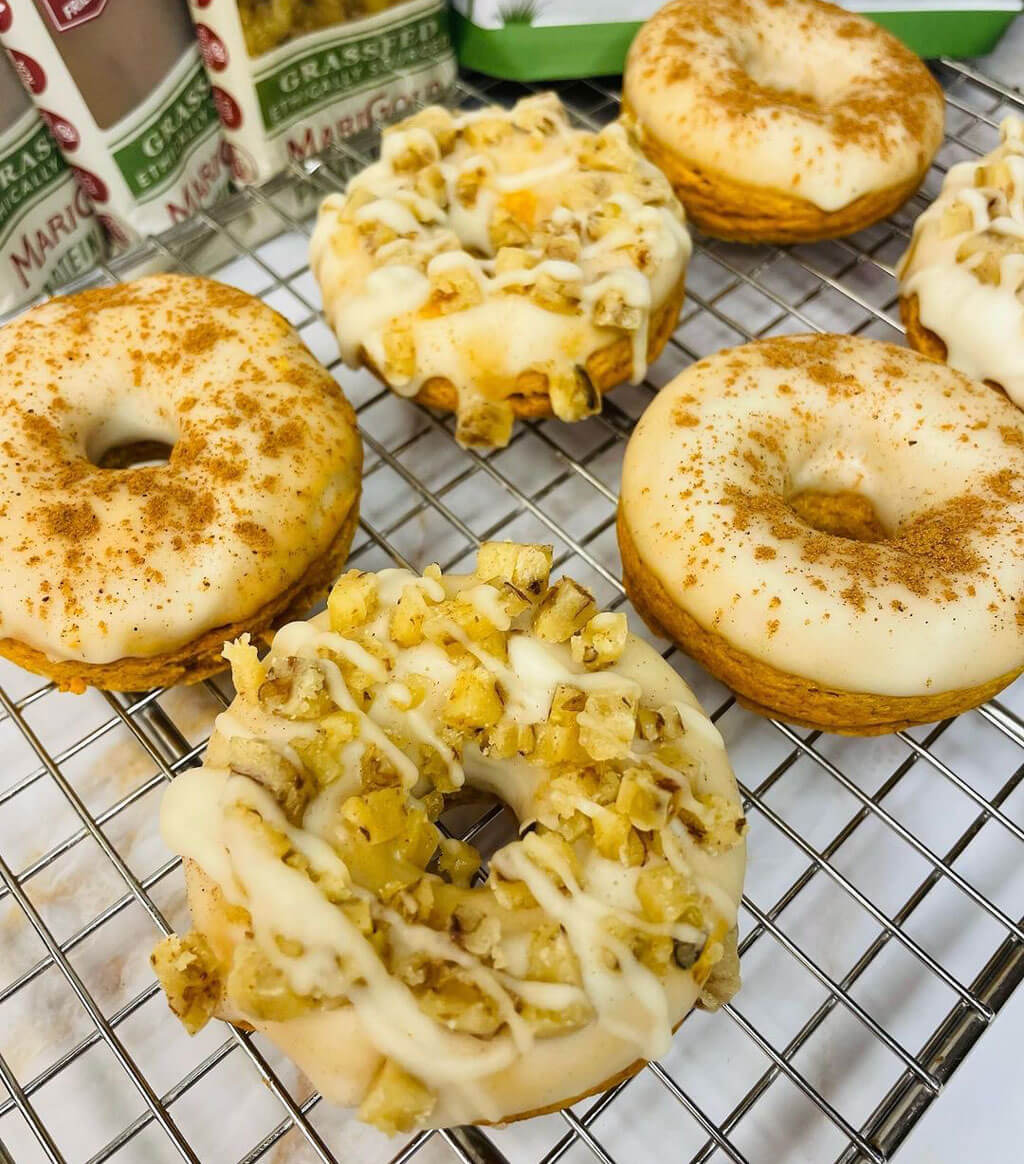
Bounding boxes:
0 57 1023 1164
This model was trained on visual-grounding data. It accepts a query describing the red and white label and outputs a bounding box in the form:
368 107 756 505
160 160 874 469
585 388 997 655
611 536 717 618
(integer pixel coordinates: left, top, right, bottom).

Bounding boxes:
226 142 258 184
211 86 242 131
96 213 130 249
71 165 108 203
38 109 80 151
8 49 46 94
195 24 228 72
39 0 107 33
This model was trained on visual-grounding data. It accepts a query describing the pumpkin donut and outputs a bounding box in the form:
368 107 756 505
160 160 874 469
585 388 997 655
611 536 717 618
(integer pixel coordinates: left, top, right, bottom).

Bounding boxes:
151 544 746 1131
622 0 945 243
311 93 691 448
618 334 1024 734
899 116 1024 408
0 274 362 692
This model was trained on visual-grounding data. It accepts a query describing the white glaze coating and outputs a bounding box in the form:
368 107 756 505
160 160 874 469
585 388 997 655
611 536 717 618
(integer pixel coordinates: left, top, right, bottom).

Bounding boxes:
899 117 1024 407
623 0 944 212
157 559 745 1128
310 93 690 440
0 274 362 665
620 335 1024 696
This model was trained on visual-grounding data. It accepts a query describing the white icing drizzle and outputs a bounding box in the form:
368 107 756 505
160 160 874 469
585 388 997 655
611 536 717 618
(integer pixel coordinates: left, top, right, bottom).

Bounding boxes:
302 751 363 837
161 766 238 900
381 127 438 166
310 93 692 419
899 117 1024 406
320 657 420 790
159 564 745 1127
354 199 423 236
492 833 672 1060
329 265 431 371
213 705 319 772
494 156 574 191
466 631 644 725
663 821 740 931
584 269 652 384
447 165 498 255
492 971 588 1010
318 631 390 682
375 904 533 1052
460 583 513 631
376 683 465 790
225 777 521 1087
489 258 583 291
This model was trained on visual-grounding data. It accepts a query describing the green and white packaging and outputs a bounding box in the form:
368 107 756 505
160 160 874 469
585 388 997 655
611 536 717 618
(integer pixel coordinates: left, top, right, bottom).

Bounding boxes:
0 49 103 314
0 0 229 250
188 0 458 185
452 1 1022 80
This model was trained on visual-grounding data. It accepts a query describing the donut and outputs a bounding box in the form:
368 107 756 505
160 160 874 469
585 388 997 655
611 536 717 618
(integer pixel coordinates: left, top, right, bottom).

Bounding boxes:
622 0 945 243
0 274 363 693
618 335 1024 735
899 116 1024 408
310 93 691 448
151 543 746 1131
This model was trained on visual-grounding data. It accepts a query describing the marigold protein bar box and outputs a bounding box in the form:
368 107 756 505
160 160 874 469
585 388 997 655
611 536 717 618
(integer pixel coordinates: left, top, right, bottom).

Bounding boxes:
0 46 103 314
451 0 1021 80
0 0 229 249
189 0 457 184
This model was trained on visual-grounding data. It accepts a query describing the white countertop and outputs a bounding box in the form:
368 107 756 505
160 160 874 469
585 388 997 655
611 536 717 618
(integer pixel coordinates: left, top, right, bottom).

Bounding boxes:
900 985 1024 1163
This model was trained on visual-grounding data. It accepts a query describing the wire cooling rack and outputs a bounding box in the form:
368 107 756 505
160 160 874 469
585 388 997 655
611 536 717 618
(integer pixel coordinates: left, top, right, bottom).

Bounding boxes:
0 58 1023 1164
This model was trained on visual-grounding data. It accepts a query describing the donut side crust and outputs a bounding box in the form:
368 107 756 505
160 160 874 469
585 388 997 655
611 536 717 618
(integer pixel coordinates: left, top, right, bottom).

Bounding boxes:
900 292 1011 399
623 102 932 244
375 274 687 419
0 496 361 693
184 856 740 1125
899 291 949 362
617 508 1023 735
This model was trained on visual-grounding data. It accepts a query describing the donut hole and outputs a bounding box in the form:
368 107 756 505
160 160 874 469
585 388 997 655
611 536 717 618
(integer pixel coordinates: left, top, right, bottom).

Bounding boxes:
86 410 178 470
787 488 889 544
436 791 520 878
93 439 175 470
730 28 858 111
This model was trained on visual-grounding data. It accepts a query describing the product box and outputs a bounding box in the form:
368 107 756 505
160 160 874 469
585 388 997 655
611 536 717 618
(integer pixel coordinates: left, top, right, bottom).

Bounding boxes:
0 47 103 314
452 1 1022 80
0 0 230 249
189 0 458 184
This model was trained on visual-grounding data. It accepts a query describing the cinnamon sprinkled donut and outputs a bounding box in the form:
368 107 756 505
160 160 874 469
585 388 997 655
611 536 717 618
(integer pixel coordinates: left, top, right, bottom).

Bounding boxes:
0 274 362 692
622 0 944 243
618 335 1024 734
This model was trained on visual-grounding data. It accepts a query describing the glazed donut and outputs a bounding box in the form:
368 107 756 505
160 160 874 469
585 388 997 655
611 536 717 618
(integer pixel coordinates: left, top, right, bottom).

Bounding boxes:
899 116 1024 408
311 93 691 448
0 274 362 692
618 335 1024 734
152 543 745 1131
622 0 945 243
